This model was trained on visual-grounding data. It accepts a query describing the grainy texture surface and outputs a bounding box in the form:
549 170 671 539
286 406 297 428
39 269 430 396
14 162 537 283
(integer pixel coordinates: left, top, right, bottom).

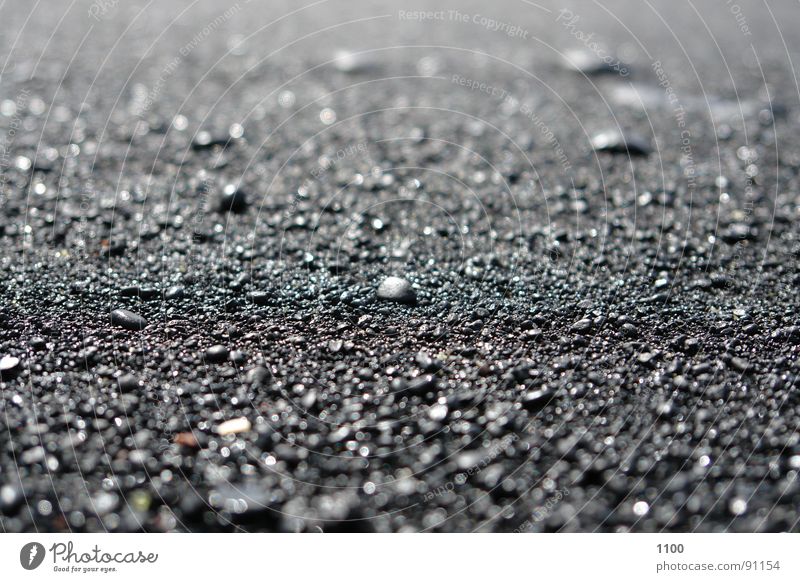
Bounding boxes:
1 0 800 532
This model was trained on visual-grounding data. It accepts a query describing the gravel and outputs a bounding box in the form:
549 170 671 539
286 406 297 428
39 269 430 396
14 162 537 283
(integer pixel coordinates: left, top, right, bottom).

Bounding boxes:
1 0 799 533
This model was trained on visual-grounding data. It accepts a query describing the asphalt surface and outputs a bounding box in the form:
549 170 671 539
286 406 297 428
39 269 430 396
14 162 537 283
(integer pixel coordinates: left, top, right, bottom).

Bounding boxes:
1 0 800 532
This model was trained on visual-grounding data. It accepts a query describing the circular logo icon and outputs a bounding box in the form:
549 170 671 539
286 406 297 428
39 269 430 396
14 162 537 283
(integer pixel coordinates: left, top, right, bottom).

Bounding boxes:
20 542 46 570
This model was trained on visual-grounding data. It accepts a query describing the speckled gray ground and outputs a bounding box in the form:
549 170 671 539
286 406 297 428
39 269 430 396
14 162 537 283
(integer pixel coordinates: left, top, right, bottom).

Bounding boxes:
1 0 800 532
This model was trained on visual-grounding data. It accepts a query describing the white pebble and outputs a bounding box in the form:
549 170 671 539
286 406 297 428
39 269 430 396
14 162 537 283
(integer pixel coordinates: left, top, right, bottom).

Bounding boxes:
632 501 649 516
217 417 251 435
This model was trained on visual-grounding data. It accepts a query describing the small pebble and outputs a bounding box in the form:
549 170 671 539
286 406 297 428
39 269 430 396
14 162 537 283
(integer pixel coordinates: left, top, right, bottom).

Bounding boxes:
248 291 270 305
591 130 651 156
109 309 148 331
205 345 230 363
174 432 200 448
521 387 554 412
0 355 20 372
332 49 375 74
571 318 592 332
217 184 248 213
0 484 23 512
377 276 416 304
245 366 270 385
165 285 186 300
117 374 140 391
632 501 650 517
406 374 438 396
729 357 750 372
29 337 47 350
428 403 448 421
192 130 230 150
217 417 251 435
562 49 630 76
729 498 748 516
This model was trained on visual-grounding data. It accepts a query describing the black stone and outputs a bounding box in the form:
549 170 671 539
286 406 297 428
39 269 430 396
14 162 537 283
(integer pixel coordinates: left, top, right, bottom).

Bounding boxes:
165 285 186 300
248 291 270 305
205 345 230 363
406 374 438 397
591 130 651 156
109 309 148 331
521 387 555 412
217 184 248 213
117 374 140 391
